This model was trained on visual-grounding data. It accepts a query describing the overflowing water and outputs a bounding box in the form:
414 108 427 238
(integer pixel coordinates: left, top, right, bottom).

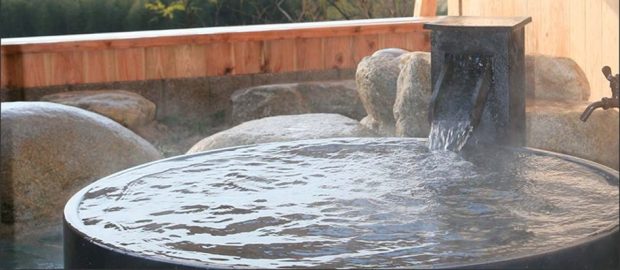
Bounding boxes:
68 138 619 268
428 120 474 151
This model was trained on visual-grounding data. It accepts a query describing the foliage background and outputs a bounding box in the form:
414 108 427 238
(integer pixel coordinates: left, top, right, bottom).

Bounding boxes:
0 0 449 38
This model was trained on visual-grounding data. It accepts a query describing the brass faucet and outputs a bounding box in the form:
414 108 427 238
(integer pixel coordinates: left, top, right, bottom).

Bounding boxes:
580 66 619 122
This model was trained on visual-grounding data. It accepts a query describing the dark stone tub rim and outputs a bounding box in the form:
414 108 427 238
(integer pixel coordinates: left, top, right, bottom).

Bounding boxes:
63 137 619 269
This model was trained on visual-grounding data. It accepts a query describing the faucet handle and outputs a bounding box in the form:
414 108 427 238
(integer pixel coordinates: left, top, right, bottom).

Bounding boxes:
602 66 612 79
601 66 619 98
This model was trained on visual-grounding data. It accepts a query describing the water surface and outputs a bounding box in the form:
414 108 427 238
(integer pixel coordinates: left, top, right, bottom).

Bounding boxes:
71 138 619 268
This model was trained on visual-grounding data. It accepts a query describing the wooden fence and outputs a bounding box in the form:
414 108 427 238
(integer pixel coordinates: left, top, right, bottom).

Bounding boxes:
448 0 620 101
1 17 434 89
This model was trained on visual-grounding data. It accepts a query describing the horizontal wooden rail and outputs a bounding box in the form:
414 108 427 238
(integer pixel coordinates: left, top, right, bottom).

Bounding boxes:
1 17 435 89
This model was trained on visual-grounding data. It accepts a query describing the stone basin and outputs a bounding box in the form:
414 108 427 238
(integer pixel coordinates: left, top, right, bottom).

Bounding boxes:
64 138 619 269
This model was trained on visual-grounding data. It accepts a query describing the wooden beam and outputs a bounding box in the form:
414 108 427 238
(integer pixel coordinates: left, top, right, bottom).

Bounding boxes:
1 18 433 55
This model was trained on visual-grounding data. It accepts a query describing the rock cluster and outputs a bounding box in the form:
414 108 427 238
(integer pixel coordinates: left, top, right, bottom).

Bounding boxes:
187 113 376 153
394 52 433 137
231 80 366 124
41 90 157 132
0 102 162 238
356 48 409 136
526 101 618 170
525 55 590 101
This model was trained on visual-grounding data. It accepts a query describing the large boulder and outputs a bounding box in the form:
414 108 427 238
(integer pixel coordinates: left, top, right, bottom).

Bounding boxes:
525 55 590 101
231 80 365 124
1 102 162 238
356 48 409 136
394 51 432 137
526 100 618 170
40 90 157 132
187 113 376 153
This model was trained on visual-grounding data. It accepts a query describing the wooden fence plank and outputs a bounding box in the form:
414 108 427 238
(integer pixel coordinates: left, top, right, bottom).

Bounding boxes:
205 42 234 76
1 54 23 88
145 46 176 80
232 41 263 74
83 49 116 84
264 39 296 73
380 33 409 51
175 45 207 78
545 0 569 56
353 35 378 63
524 0 540 54
406 31 431 52
1 55 9 87
601 0 619 100
20 53 47 88
324 37 354 69
447 0 461 15
296 38 324 71
568 0 586 87
489 0 503 17
48 51 84 85
116 48 145 82
511 0 527 16
585 0 603 99
47 52 77 85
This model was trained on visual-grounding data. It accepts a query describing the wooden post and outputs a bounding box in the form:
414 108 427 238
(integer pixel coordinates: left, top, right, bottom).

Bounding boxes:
414 0 437 17
447 0 463 16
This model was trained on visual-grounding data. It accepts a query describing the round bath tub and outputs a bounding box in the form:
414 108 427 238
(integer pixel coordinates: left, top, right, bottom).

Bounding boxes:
64 138 619 269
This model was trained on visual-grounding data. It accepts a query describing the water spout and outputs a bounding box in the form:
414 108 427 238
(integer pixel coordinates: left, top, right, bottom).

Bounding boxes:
424 17 531 150
428 54 492 151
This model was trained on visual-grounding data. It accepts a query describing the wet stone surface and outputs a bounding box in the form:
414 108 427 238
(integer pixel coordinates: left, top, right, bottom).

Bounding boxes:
68 138 619 268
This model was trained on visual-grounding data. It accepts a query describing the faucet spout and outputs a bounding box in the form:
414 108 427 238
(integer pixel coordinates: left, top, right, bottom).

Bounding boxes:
580 101 604 122
580 98 620 122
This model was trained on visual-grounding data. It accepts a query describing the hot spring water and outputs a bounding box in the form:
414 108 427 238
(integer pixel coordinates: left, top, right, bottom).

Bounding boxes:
69 138 618 268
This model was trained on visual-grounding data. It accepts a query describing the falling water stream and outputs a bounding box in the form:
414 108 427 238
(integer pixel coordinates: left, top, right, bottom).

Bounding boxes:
70 138 618 268
428 120 474 151
428 54 491 152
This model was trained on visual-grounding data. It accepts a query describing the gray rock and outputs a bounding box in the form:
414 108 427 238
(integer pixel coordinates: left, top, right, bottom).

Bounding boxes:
359 115 395 137
526 100 618 170
525 55 590 101
40 90 157 132
231 80 366 124
356 48 408 136
394 51 432 137
1 102 162 238
187 113 376 153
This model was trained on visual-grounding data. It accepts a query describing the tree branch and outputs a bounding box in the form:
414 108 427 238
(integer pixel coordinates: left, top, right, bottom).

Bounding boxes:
326 0 350 20
275 0 294 22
